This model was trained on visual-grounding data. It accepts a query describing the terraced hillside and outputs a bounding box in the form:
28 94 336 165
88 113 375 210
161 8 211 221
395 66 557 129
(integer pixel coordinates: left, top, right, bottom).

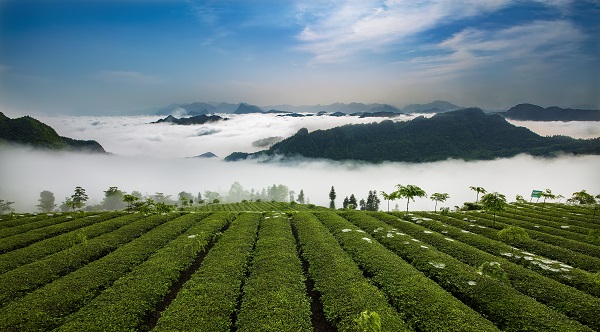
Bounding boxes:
0 203 598 331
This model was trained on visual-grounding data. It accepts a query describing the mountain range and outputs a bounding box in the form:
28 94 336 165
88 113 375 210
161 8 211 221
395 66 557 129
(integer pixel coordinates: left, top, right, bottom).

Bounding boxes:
500 104 600 121
0 112 106 153
225 108 600 163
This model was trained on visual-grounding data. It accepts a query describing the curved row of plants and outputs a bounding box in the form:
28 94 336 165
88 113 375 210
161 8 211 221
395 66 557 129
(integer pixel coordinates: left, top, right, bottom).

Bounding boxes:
439 212 600 272
0 212 120 254
0 212 100 238
315 211 499 332
369 211 600 330
416 211 600 297
291 212 410 332
0 213 174 307
343 211 592 332
56 212 230 331
473 212 600 257
153 212 261 331
0 212 198 331
0 212 144 274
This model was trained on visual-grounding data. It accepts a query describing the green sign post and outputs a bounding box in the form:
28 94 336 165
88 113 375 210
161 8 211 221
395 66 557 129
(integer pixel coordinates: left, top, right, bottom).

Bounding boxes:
531 190 543 202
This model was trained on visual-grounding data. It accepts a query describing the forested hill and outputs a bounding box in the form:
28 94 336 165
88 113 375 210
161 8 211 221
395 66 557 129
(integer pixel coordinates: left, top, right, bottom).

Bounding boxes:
0 112 106 153
226 108 600 163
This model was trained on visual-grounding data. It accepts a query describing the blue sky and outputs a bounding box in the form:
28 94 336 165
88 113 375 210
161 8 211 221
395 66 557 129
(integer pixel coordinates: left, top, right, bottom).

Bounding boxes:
0 0 598 115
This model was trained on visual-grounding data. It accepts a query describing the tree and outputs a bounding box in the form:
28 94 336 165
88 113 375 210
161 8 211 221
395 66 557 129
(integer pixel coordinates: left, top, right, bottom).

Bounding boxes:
469 186 487 203
289 190 296 203
365 190 380 211
102 186 125 210
515 195 527 204
395 184 427 214
329 186 336 209
123 194 139 211
348 194 357 209
70 186 89 211
381 191 398 213
359 199 366 210
480 192 507 227
297 189 305 204
430 192 449 213
343 196 349 209
540 188 556 205
570 190 595 205
0 199 15 214
497 226 529 254
37 190 57 212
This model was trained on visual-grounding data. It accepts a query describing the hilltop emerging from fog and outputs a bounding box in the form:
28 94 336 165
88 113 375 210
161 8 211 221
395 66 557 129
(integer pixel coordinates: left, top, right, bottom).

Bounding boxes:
226 108 600 163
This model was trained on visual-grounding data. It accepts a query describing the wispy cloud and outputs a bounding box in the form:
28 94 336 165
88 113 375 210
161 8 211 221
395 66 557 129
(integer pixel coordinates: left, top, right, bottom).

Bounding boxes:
411 20 587 77
294 0 580 63
95 70 161 84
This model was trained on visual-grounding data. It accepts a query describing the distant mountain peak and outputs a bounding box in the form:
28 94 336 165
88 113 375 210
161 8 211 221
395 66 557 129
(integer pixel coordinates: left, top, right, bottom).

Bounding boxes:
234 103 264 114
402 100 461 113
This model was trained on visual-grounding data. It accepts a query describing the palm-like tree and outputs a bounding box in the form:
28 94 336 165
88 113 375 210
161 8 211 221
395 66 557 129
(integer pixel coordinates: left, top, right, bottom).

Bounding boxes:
381 191 398 213
540 188 557 205
395 184 427 214
469 186 487 203
430 193 449 213
480 192 507 227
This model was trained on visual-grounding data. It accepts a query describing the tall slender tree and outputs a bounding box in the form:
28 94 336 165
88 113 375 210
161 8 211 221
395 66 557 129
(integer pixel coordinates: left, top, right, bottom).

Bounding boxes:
469 186 487 203
430 192 449 213
381 191 397 212
329 186 336 209
348 194 358 209
395 184 427 214
540 188 557 205
297 189 305 204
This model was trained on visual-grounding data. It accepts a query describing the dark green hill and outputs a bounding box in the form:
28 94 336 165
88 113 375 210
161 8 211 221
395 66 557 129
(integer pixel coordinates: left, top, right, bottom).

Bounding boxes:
226 108 600 163
0 112 106 153
501 103 600 121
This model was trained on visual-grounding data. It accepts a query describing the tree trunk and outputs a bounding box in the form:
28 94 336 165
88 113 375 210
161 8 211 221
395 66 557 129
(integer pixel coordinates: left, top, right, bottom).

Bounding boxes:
434 201 438 213
406 199 409 215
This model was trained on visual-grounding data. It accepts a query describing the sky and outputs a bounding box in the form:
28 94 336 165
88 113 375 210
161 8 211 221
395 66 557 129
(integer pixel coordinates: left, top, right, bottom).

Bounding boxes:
1 0 599 115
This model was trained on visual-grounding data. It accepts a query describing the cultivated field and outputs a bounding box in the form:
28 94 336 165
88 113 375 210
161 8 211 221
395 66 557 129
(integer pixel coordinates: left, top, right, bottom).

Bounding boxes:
0 203 598 331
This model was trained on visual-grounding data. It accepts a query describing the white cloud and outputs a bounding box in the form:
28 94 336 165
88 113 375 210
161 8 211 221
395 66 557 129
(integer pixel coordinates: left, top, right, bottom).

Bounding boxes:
405 20 586 78
95 70 161 85
294 0 582 63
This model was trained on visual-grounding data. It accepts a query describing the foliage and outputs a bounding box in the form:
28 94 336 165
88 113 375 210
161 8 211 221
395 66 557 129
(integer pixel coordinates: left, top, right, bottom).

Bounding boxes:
154 213 260 331
361 190 380 211
497 226 530 250
540 189 557 204
101 186 126 210
329 186 336 209
292 212 409 331
297 189 305 204
354 310 381 332
37 191 56 212
122 194 139 211
395 184 427 213
476 262 510 284
380 191 398 212
469 186 487 203
461 202 483 210
430 192 449 213
570 190 596 205
480 192 507 226
68 186 89 211
0 199 15 214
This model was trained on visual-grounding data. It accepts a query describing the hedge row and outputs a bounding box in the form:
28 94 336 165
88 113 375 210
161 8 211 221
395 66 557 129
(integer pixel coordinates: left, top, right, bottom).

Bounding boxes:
474 212 600 257
317 211 499 332
0 212 120 254
56 212 230 331
0 212 102 239
291 212 409 332
503 206 599 234
371 212 600 330
0 212 68 229
0 212 190 331
153 212 261 331
236 214 312 332
441 212 600 273
348 211 591 332
0 212 144 274
0 212 175 307
416 212 600 298
512 204 599 228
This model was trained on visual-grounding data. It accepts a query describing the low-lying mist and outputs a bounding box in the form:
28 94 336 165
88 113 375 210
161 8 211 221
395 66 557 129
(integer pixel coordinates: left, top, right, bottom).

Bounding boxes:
1 113 598 212
1 145 598 212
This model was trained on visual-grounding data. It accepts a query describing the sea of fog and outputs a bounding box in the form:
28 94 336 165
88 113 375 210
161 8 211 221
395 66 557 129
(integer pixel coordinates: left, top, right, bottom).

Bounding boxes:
1 113 599 212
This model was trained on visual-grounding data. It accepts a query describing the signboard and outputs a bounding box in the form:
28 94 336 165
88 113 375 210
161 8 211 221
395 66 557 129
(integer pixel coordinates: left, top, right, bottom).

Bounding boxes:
531 190 543 198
